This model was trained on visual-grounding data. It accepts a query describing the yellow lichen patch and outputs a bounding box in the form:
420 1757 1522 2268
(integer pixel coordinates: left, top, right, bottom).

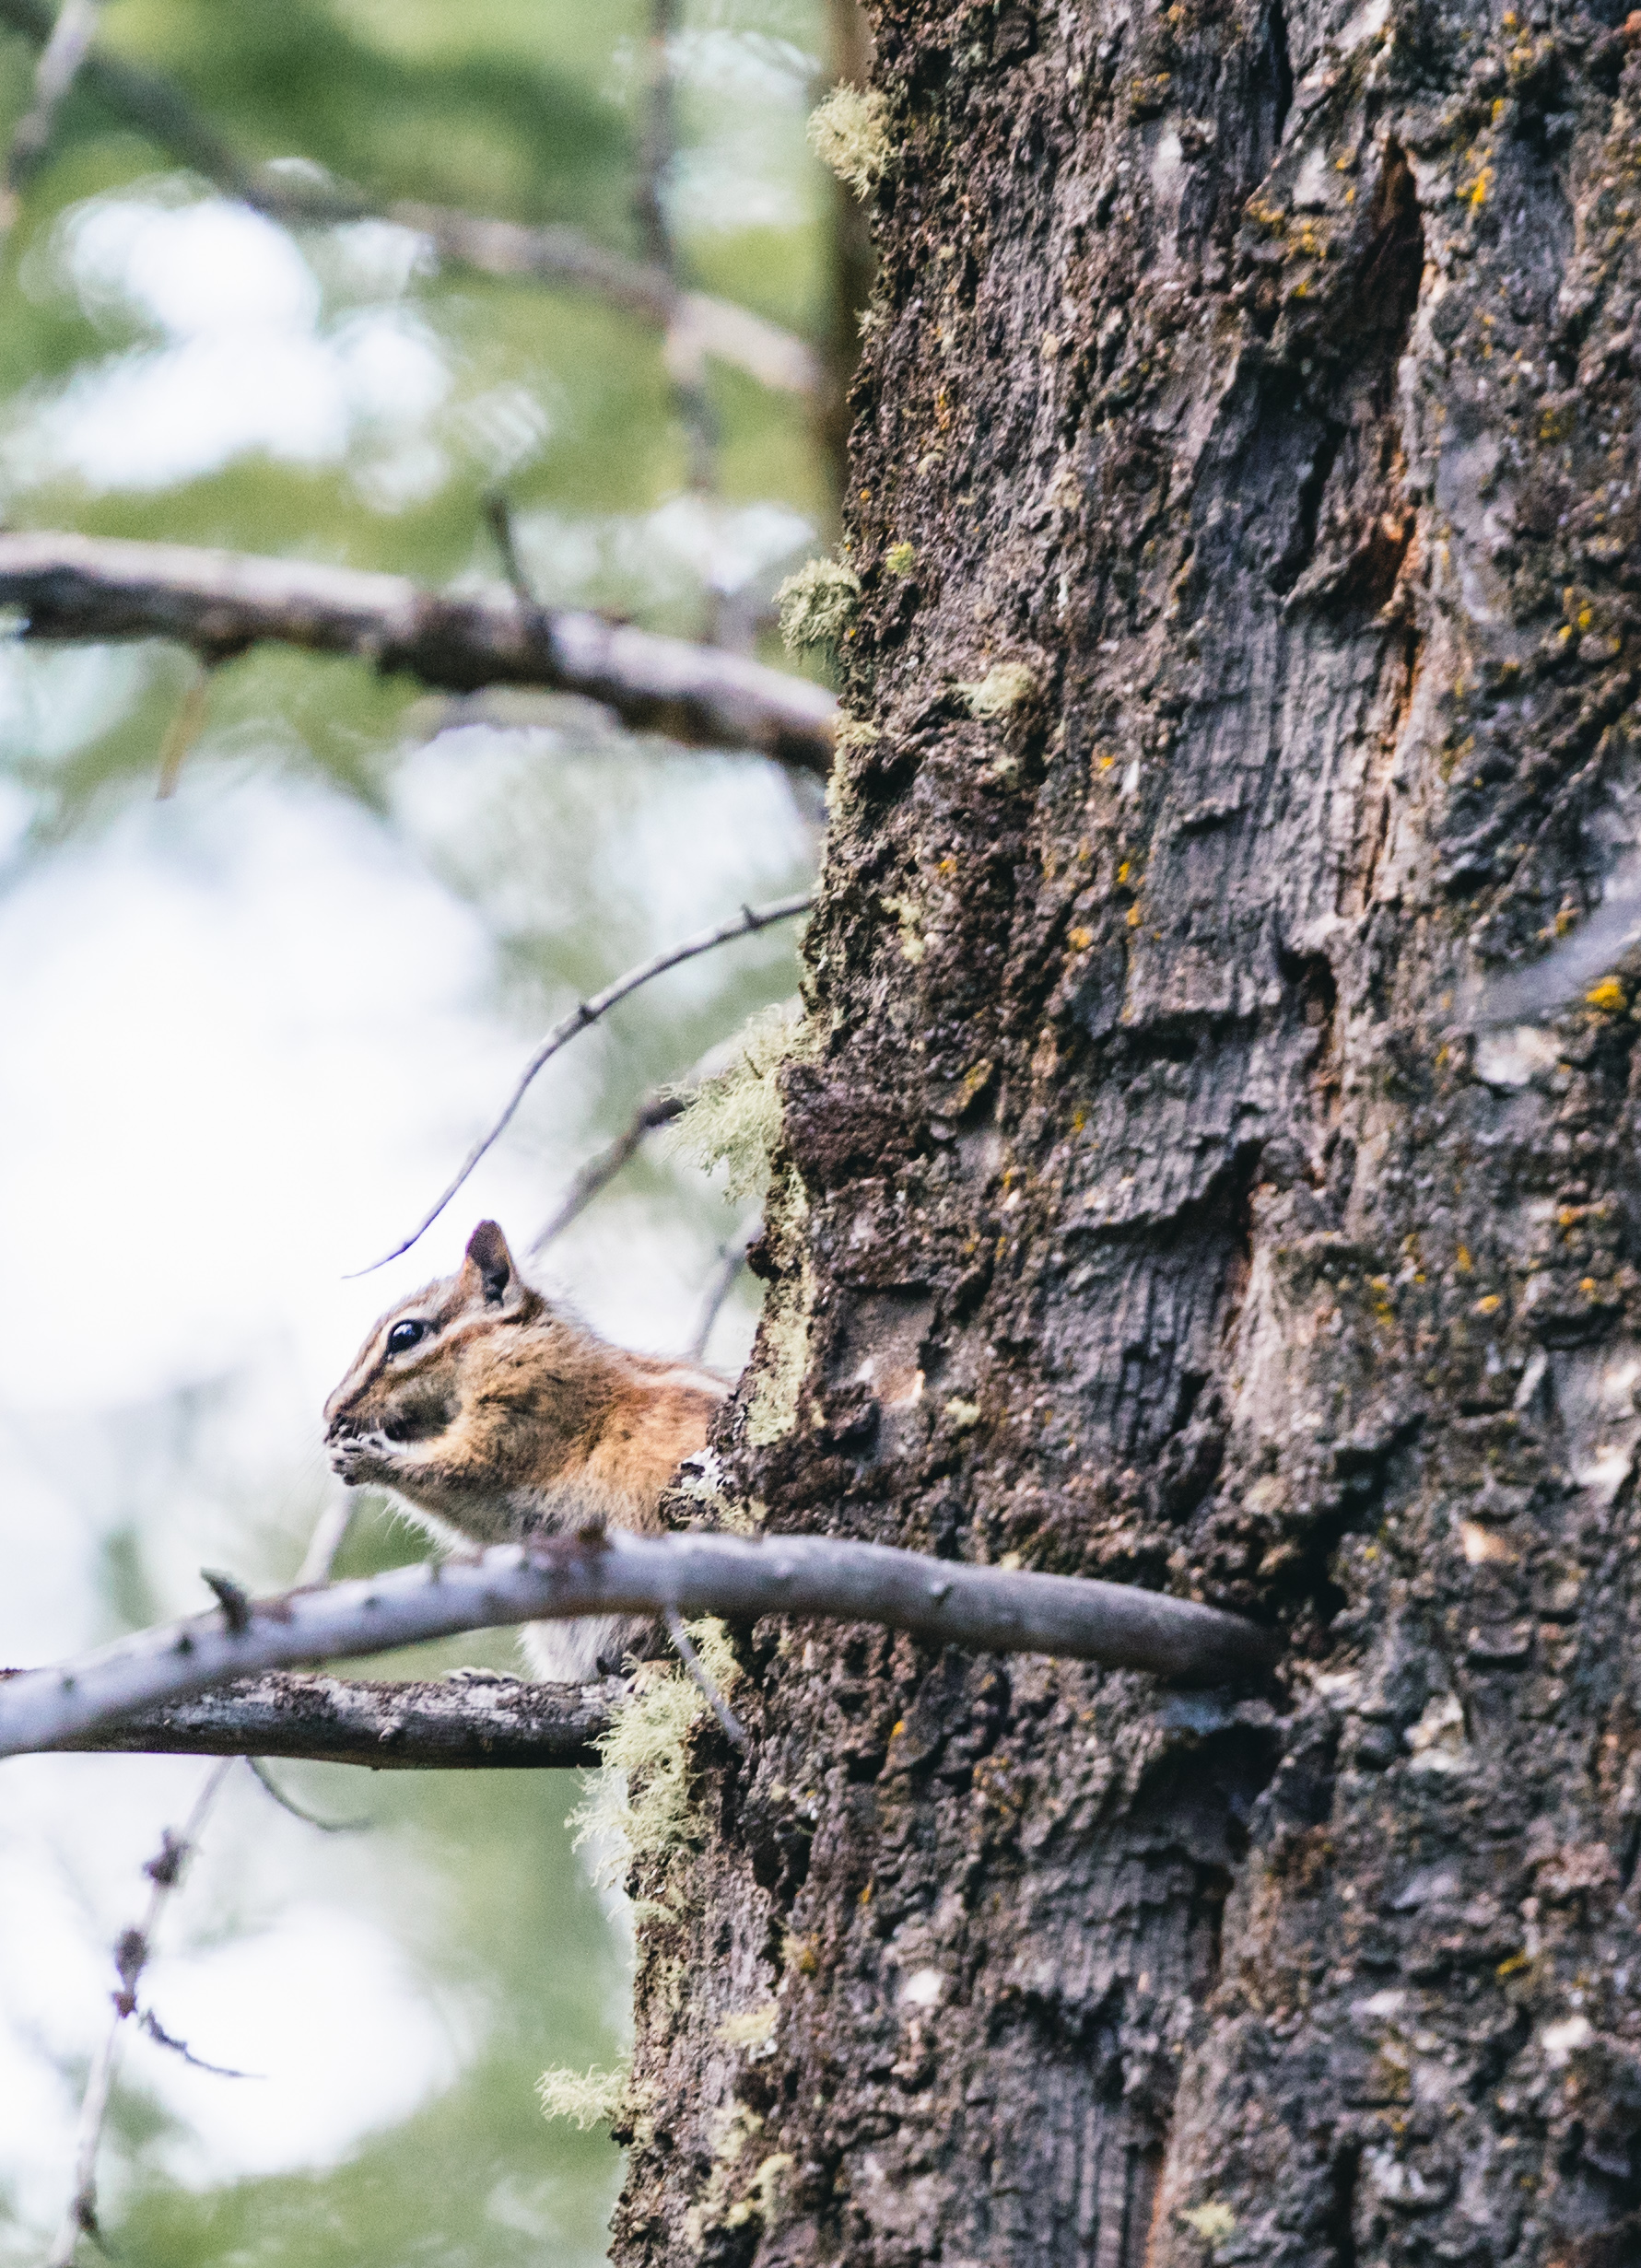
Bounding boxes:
1474 1293 1502 1315
1586 976 1627 1012
807 85 890 196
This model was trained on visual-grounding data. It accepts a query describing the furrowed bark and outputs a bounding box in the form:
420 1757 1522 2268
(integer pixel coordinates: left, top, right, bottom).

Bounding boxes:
0 532 837 771
615 7 1641 2268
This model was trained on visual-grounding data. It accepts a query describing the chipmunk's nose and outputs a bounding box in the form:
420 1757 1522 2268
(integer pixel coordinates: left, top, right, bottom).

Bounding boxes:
322 1385 357 1436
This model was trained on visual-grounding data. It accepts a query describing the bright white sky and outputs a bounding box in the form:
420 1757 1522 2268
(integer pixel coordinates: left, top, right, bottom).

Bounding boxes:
0 177 812 2239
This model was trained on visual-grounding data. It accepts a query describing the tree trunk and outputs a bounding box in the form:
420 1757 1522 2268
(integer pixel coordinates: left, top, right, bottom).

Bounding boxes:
615 2 1641 2262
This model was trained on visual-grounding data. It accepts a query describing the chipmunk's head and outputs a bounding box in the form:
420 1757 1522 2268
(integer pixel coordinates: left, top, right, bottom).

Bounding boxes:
322 1220 551 1472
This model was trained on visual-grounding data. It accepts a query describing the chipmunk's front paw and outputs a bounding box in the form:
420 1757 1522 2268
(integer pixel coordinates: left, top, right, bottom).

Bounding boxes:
328 1429 397 1487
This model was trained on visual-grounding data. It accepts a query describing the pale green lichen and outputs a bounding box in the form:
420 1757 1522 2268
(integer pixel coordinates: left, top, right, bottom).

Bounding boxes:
666 1000 813 1201
958 662 1037 719
746 1266 813 1444
807 86 890 196
833 713 880 751
944 1395 981 1431
536 2061 629 2131
1180 2200 1238 2253
686 2109 793 2249
725 2152 794 2231
881 892 928 964
717 2001 779 2047
745 1168 814 1446
778 555 861 653
570 1620 743 1896
884 540 916 576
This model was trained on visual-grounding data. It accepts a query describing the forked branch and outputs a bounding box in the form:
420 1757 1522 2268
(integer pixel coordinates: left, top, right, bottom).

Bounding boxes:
0 1528 1278 1761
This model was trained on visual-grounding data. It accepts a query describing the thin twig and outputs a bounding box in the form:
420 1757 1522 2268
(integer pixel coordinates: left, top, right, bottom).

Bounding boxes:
354 892 812 1273
0 0 100 245
526 1089 686 1257
483 490 540 614
0 532 838 771
663 1607 746 1747
245 1753 368 1833
154 666 209 800
0 1529 1279 1763
687 1217 760 1362
137 2008 258 2080
46 1760 233 2268
0 0 818 395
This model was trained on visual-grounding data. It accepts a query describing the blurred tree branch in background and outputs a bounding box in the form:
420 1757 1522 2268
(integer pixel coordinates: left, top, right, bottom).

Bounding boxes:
0 0 819 395
0 529 837 768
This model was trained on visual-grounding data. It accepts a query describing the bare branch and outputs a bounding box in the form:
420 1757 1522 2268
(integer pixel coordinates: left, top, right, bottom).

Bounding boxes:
0 0 100 242
0 1528 1278 1764
0 0 816 395
0 532 838 770
687 1217 759 1361
527 1089 686 1256
40 1668 614 1769
357 892 812 1272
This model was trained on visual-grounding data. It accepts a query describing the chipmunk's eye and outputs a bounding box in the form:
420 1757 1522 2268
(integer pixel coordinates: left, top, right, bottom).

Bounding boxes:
387 1318 428 1353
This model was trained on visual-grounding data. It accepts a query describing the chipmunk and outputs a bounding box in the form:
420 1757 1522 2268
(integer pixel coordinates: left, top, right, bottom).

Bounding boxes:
322 1220 726 1681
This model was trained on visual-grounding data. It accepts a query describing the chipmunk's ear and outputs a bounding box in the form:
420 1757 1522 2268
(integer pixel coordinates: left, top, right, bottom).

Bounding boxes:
463 1220 518 1306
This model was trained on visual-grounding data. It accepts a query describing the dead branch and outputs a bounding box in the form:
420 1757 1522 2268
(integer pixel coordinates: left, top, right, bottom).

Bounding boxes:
0 531 837 770
687 1216 759 1360
0 1528 1278 1763
39 1668 612 1769
0 0 816 395
0 0 100 242
46 1761 233 2267
358 892 811 1270
527 1089 686 1255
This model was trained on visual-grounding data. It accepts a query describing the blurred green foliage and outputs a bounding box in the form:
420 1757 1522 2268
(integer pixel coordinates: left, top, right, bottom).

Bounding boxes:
0 0 832 2259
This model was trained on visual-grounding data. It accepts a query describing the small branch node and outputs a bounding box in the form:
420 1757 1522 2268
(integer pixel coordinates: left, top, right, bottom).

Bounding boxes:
200 1569 252 1634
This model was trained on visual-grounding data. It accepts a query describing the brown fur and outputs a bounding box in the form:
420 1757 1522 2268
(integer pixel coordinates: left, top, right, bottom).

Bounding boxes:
322 1220 724 1678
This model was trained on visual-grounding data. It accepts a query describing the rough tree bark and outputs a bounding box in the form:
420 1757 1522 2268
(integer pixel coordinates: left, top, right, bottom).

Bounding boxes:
613 3 1641 2264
